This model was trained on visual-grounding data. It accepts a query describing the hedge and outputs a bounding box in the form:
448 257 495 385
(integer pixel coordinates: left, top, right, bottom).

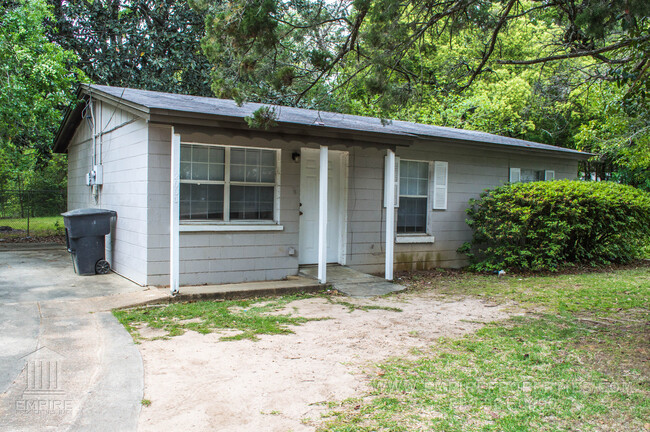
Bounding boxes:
458 180 650 272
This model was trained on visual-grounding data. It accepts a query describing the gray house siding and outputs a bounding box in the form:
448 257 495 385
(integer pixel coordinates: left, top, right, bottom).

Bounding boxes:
145 127 305 286
141 127 579 284
391 141 579 272
345 147 387 275
67 121 94 211
66 101 150 285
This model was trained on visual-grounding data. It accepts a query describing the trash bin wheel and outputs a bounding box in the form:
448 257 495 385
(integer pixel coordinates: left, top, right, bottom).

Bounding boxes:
95 259 110 274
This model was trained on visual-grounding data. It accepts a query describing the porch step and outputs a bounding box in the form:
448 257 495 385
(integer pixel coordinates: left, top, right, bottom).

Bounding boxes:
299 265 404 298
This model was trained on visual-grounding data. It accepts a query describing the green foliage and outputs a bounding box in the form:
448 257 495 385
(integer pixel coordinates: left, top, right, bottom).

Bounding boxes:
113 294 326 341
244 106 278 129
0 0 83 157
459 180 650 272
46 0 213 96
0 0 80 194
196 0 649 187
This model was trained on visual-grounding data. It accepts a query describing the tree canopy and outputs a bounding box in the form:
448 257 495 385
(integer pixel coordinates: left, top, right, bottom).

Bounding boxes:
195 0 650 107
0 0 82 191
46 0 213 96
194 0 650 189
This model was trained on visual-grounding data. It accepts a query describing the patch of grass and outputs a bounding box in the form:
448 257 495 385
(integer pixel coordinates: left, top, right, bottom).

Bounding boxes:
402 264 649 317
141 399 151 407
113 294 327 341
319 267 649 431
0 216 65 237
320 314 649 431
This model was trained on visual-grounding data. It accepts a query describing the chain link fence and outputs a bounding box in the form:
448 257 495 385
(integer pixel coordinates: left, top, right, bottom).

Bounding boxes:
0 189 67 240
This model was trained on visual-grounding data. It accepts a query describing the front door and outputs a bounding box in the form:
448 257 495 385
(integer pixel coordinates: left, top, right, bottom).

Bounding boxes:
298 148 346 264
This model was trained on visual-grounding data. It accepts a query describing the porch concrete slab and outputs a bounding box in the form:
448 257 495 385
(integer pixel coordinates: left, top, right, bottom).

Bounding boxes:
119 276 326 307
299 265 405 298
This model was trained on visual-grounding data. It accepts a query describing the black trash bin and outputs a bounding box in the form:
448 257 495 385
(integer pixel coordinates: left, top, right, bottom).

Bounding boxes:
62 208 117 275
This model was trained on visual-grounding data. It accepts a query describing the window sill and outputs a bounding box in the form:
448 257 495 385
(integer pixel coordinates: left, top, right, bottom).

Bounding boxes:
180 223 284 232
395 235 435 244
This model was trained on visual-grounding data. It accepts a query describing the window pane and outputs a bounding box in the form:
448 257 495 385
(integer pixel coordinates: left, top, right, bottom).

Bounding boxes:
231 148 245 164
230 164 245 182
245 166 260 182
209 147 225 164
261 150 275 166
180 145 191 162
180 183 223 220
397 197 427 233
192 163 208 180
180 162 192 180
230 186 274 220
246 149 260 165
400 160 428 197
418 162 428 178
260 166 275 183
230 148 276 184
191 183 208 201
209 164 224 181
192 146 208 162
180 201 191 219
418 179 428 195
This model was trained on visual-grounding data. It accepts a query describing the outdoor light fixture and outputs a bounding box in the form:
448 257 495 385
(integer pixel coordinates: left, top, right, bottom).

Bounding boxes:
291 152 300 163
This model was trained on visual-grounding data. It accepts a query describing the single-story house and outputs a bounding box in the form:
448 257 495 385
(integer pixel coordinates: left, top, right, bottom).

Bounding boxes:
53 84 590 290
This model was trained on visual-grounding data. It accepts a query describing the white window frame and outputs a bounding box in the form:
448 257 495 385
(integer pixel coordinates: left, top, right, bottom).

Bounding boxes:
179 142 282 230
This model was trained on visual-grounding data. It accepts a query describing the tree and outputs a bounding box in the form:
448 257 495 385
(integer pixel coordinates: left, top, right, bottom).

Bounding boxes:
46 0 214 96
196 0 650 108
195 0 649 188
0 0 83 191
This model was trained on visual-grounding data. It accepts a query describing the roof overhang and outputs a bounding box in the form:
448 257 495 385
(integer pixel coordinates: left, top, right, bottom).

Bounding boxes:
53 84 593 160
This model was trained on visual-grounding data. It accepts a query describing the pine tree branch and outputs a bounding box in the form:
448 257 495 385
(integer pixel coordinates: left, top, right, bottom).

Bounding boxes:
496 35 650 65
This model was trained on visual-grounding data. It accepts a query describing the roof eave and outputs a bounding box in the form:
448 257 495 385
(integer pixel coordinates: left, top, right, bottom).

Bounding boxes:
148 108 416 148
53 84 151 153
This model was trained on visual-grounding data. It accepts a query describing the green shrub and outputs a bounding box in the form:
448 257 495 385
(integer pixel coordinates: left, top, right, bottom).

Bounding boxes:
458 180 650 272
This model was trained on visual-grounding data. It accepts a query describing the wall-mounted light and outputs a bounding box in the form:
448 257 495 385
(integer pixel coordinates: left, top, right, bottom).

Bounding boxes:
291 152 301 163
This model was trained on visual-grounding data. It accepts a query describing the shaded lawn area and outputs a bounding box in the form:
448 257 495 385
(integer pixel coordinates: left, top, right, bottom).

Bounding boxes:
0 216 65 238
319 264 649 432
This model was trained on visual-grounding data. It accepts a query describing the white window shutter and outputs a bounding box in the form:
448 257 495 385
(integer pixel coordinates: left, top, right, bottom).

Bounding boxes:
544 170 555 181
433 161 448 210
509 167 521 183
384 156 400 208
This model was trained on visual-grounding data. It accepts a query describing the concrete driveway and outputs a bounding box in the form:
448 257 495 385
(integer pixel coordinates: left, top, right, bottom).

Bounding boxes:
0 244 165 431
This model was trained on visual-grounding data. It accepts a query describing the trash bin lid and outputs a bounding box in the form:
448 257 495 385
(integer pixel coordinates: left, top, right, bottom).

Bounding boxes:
61 208 117 218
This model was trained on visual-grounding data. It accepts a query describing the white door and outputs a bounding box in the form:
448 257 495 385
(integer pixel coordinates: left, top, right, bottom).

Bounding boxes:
299 149 345 264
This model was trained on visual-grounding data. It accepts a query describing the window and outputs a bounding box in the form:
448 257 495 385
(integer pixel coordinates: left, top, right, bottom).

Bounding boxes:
180 143 278 222
509 168 555 183
397 160 429 233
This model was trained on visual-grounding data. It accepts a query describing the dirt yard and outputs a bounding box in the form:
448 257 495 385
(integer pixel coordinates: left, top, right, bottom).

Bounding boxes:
136 292 516 431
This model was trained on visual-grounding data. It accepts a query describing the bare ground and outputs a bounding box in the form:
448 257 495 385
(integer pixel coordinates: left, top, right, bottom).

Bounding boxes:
136 292 517 432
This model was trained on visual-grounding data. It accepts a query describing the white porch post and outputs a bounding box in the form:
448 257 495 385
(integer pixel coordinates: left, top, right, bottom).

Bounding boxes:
318 145 328 283
385 149 395 280
170 130 180 295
